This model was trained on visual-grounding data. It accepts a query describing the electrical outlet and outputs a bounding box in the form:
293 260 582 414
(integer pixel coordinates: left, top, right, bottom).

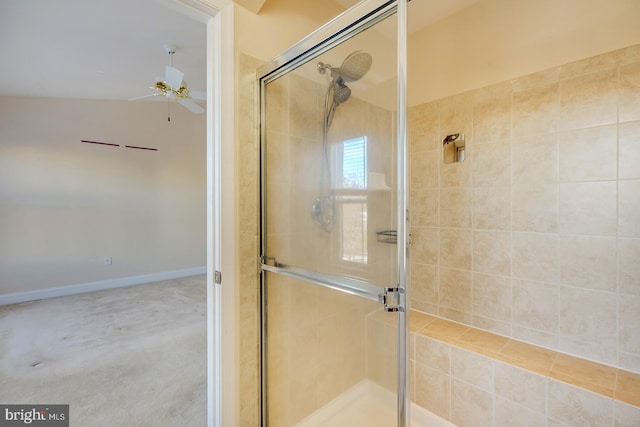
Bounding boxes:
104 257 112 265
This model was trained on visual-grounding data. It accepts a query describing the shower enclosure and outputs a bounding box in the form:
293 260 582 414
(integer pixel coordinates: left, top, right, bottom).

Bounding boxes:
258 0 409 425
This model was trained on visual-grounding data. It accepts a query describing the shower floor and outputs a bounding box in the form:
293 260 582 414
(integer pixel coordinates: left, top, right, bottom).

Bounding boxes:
295 380 455 427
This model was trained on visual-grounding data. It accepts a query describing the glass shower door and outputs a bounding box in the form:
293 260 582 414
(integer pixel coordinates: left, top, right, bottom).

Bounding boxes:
259 0 408 425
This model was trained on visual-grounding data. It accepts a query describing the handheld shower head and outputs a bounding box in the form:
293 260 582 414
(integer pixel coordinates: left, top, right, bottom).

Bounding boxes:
333 78 351 105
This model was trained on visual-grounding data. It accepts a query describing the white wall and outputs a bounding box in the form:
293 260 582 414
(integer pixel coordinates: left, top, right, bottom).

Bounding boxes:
0 96 206 296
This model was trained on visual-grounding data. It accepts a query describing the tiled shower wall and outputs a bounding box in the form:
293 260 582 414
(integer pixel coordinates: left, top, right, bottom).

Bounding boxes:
409 44 640 372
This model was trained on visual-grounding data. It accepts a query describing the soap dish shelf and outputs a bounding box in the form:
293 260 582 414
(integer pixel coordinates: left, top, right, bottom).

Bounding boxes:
376 230 397 244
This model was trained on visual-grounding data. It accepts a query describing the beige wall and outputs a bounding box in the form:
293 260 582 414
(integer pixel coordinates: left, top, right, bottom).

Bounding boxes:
0 96 206 295
408 0 640 106
409 44 640 372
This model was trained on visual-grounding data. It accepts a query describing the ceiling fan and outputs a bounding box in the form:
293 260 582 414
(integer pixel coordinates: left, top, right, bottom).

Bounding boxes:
130 46 205 115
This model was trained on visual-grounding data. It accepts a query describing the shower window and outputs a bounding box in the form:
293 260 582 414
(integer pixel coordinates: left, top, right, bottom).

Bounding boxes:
335 136 369 264
337 136 368 190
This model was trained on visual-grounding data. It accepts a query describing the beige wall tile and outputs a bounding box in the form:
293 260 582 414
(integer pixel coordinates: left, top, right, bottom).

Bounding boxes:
512 279 559 333
560 236 617 292
440 307 473 325
551 354 617 397
512 135 558 185
620 45 640 65
547 379 614 426
495 397 547 427
498 340 558 375
439 267 472 314
619 294 640 355
451 379 493 427
513 83 559 136
618 351 640 378
473 83 512 145
512 184 559 233
559 287 617 359
438 92 473 142
440 156 472 188
619 238 640 296
411 226 439 264
494 362 547 413
619 121 640 180
511 324 559 355
618 180 640 237
410 150 439 189
560 68 618 130
440 229 472 270
289 187 319 234
414 363 451 421
419 317 468 342
409 101 439 152
264 77 289 133
473 230 511 275
265 131 289 184
560 50 619 80
512 232 560 283
411 262 438 307
288 76 322 141
615 401 640 427
473 273 511 322
559 181 617 236
511 67 561 92
559 335 618 367
620 62 640 123
290 136 322 186
410 188 438 227
559 125 617 182
439 187 472 228
473 186 511 230
266 183 290 236
472 315 512 336
451 347 493 391
472 140 511 187
457 327 509 353
414 334 451 373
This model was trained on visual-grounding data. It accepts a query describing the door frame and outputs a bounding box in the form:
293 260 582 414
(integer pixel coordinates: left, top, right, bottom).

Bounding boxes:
175 1 236 426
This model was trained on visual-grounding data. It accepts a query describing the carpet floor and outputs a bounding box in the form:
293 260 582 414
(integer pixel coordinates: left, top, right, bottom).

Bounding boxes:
0 275 207 426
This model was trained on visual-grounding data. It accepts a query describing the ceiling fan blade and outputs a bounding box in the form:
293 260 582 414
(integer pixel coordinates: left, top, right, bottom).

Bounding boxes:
179 99 205 114
189 91 206 100
128 93 162 101
165 65 184 90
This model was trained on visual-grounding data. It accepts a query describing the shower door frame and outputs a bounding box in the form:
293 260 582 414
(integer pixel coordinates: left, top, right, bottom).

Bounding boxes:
257 0 409 425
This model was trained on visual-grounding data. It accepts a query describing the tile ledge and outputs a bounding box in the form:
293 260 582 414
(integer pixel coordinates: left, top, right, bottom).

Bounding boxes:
409 309 640 408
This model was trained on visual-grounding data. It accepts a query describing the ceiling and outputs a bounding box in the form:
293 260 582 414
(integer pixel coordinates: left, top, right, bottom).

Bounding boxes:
335 0 481 35
0 0 481 102
0 0 207 101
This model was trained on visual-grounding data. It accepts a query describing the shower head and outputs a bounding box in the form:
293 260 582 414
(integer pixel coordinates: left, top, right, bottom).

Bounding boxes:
317 50 372 83
338 50 372 82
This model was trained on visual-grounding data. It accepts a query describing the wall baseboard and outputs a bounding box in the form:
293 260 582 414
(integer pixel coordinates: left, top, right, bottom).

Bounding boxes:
0 267 207 306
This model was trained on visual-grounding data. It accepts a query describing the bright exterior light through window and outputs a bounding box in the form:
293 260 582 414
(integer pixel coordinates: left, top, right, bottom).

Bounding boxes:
337 137 368 264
